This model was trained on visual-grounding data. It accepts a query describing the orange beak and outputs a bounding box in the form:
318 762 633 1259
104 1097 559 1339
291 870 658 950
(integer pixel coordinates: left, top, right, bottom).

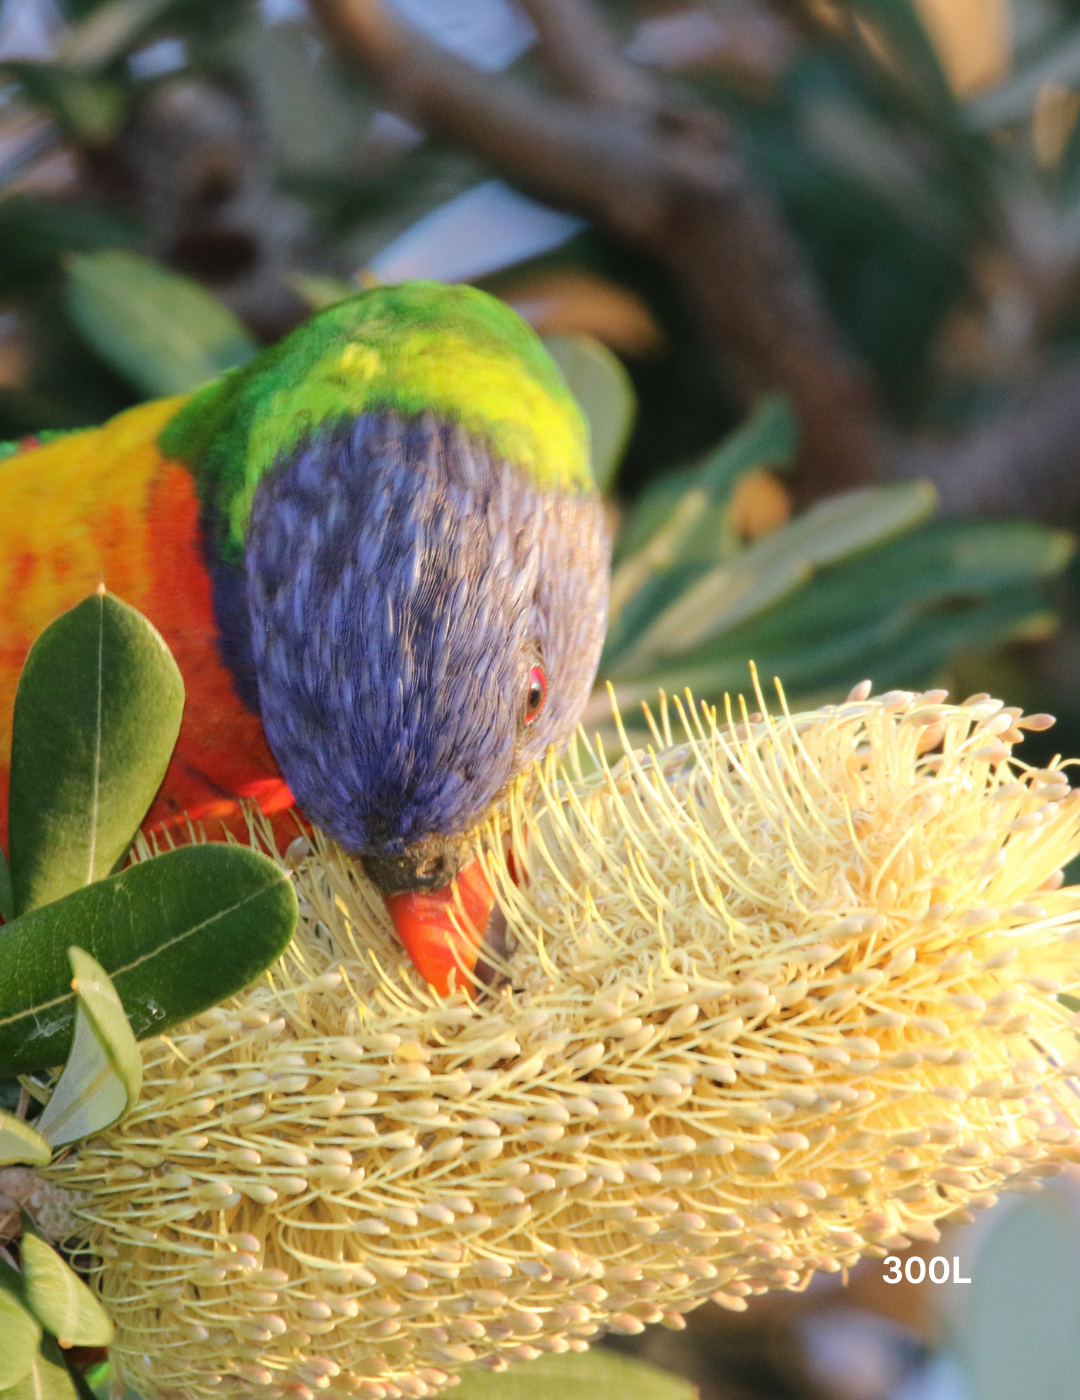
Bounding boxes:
382 857 498 996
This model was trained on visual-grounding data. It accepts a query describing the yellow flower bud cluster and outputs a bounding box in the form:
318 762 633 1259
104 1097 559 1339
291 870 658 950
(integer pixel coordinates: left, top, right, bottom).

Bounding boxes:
48 682 1080 1400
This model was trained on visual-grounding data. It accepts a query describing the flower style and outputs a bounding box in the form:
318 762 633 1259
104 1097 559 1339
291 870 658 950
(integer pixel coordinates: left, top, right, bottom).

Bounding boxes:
47 679 1080 1400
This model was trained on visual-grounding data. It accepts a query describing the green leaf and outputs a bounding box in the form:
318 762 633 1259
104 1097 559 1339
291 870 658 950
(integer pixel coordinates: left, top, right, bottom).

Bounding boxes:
0 197 138 301
0 843 11 923
2 64 127 145
20 1231 113 1348
8 590 185 917
701 518 1073 650
37 948 142 1147
0 1106 51 1166
69 946 142 1106
543 333 636 495
0 844 297 1077
798 92 969 246
57 0 175 71
614 393 796 562
605 397 797 655
605 400 795 666
2 1336 80 1400
608 480 936 677
0 1290 42 1391
288 272 359 311
0 1342 79 1400
845 0 958 119
609 584 1052 718
0 1254 23 1296
28 991 125 1149
83 1360 111 1400
66 250 258 397
612 464 701 565
451 1348 696 1400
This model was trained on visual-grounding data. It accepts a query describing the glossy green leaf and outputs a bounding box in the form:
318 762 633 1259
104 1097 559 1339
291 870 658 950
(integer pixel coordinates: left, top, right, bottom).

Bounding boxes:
0 843 11 924
452 1347 696 1400
543 333 636 495
21 1230 113 1348
0 844 297 1077
0 1106 51 1166
66 250 258 397
8 590 184 917
37 948 142 1147
0 1289 42 1391
609 480 936 677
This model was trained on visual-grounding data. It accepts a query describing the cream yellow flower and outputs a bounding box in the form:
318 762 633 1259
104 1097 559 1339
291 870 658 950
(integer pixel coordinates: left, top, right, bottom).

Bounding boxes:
47 680 1080 1400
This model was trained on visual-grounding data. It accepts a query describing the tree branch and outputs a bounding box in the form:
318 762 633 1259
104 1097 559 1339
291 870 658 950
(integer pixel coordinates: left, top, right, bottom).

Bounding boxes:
897 361 1080 522
518 0 654 108
310 0 884 498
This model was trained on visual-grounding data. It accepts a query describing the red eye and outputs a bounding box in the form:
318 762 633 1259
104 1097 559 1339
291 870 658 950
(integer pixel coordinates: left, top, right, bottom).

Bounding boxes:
524 665 547 724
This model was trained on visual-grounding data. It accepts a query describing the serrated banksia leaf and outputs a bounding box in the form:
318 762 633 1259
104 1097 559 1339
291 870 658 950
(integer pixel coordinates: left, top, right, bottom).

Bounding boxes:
46 682 1080 1400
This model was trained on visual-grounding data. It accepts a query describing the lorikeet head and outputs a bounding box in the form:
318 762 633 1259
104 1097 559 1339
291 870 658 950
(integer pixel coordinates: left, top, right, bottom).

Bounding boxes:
163 282 609 993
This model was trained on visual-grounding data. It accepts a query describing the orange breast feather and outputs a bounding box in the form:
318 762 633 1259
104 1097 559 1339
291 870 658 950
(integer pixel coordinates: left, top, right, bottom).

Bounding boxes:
0 398 294 853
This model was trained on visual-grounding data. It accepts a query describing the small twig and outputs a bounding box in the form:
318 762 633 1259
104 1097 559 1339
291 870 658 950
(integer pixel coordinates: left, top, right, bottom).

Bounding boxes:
310 0 884 498
518 0 653 108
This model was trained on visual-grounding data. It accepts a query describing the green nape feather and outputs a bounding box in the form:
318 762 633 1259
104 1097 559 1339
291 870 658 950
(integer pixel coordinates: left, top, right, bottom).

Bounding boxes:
161 281 593 567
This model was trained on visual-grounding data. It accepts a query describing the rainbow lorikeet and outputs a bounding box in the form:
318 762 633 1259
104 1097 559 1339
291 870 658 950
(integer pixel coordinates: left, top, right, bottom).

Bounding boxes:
0 282 609 992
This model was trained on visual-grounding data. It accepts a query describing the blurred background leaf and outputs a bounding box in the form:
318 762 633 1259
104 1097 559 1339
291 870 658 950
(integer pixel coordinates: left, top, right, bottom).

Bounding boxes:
65 249 257 395
542 332 636 494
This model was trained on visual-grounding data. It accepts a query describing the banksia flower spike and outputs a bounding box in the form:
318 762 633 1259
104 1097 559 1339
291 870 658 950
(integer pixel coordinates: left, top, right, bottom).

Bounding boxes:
47 680 1080 1400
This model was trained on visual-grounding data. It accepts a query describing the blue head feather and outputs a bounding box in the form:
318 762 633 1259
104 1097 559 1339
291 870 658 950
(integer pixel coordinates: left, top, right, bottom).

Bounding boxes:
242 412 609 861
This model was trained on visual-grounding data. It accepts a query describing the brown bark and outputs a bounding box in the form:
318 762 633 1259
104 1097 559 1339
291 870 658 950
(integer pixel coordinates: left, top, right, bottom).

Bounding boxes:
309 0 884 498
308 0 1080 521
